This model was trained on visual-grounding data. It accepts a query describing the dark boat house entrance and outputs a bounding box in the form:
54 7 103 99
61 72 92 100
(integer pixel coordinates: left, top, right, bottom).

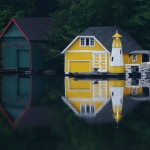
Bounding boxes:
3 40 30 69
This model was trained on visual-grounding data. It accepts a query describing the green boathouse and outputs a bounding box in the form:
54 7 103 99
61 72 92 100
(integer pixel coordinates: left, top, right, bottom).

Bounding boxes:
1 18 52 71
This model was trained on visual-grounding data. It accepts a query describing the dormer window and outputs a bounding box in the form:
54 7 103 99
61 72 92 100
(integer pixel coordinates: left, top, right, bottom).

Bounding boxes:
90 38 94 45
81 38 85 46
80 37 94 46
86 38 89 46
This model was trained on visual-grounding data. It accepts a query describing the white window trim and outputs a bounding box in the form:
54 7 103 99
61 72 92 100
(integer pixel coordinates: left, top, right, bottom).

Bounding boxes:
61 36 110 54
132 88 137 95
90 38 95 46
80 37 95 46
80 104 95 115
132 54 137 62
80 38 85 46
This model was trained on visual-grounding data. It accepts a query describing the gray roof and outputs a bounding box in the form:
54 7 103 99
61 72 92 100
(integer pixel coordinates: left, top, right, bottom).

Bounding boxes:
79 26 142 53
130 50 150 56
14 17 52 41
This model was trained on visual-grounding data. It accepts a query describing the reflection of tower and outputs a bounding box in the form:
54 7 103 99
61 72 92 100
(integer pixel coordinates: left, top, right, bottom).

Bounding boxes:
109 80 124 123
109 31 124 73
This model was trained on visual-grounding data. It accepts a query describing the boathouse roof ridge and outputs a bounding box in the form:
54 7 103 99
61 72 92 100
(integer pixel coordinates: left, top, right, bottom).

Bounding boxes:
79 26 142 53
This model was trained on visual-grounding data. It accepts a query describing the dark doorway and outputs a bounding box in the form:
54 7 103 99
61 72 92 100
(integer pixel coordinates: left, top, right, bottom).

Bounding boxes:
142 54 149 62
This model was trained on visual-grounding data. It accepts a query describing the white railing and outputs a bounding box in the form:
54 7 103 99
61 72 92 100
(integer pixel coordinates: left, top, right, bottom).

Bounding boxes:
140 79 150 87
140 62 150 72
125 64 140 73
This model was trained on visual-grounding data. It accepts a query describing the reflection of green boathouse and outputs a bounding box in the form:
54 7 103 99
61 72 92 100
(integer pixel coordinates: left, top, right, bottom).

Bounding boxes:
1 18 52 72
1 75 57 128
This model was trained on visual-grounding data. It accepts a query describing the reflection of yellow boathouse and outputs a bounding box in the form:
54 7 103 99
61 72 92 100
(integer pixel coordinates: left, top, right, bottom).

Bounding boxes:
62 77 145 123
62 77 110 116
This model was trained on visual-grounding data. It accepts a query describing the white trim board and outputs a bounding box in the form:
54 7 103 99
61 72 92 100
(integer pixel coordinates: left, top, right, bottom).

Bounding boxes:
61 96 79 115
66 50 107 53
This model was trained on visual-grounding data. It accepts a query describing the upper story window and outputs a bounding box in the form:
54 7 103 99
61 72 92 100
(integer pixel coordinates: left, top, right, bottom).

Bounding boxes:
80 105 95 115
90 38 94 45
80 37 94 46
132 88 137 95
132 54 137 62
80 38 85 46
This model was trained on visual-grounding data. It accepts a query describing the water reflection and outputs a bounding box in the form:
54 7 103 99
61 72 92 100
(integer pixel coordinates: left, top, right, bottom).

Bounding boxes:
62 77 150 124
1 75 62 128
1 75 150 128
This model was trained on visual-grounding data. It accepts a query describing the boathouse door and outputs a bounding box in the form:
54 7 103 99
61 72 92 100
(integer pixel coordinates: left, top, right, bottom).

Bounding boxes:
93 53 107 72
93 81 108 100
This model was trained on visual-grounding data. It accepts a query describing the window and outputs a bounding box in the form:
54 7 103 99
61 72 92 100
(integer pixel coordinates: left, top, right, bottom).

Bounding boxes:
120 50 122 54
132 54 137 62
90 38 94 45
80 105 95 115
111 57 114 61
81 105 86 113
80 37 94 46
81 38 85 46
132 88 137 95
86 38 89 46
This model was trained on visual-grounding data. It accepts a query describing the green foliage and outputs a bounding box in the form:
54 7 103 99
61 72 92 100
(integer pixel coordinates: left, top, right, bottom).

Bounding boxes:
0 0 150 61
45 0 150 58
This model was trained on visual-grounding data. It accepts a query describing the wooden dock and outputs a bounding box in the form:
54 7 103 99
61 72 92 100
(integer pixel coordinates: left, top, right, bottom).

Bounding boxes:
0 68 55 75
66 72 126 79
0 68 23 74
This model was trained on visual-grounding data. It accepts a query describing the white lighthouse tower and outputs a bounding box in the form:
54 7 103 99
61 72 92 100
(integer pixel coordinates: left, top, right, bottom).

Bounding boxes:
109 80 124 123
109 31 124 73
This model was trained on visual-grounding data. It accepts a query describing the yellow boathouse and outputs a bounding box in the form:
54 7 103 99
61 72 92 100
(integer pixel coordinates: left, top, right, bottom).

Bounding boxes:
61 26 142 74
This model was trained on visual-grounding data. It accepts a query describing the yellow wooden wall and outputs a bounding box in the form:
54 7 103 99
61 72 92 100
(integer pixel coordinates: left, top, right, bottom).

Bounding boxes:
123 53 130 64
65 78 109 113
129 54 142 64
65 52 93 73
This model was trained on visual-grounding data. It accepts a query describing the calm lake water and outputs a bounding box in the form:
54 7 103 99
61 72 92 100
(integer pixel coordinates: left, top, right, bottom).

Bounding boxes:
0 74 150 150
